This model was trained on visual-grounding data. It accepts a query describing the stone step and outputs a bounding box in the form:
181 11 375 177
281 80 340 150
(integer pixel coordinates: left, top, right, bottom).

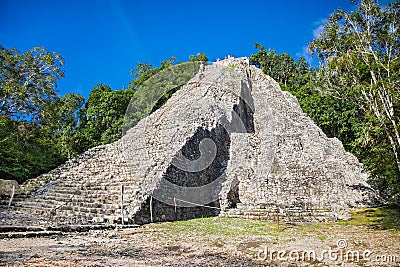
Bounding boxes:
16 198 121 214
17 204 53 214
66 201 120 210
18 206 100 220
17 201 57 211
0 197 27 206
39 193 120 203
14 204 138 225
0 231 62 238
43 184 137 194
220 209 331 222
66 206 113 214
79 185 138 191
47 212 94 223
20 198 121 210
23 181 139 196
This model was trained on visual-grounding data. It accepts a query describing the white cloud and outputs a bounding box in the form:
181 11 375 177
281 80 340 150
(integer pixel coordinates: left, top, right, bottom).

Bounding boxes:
312 19 328 38
313 24 324 38
295 19 328 66
296 45 313 64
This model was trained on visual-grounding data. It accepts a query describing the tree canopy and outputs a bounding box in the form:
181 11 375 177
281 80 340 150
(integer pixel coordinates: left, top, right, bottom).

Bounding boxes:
309 0 400 198
0 46 64 122
0 46 66 182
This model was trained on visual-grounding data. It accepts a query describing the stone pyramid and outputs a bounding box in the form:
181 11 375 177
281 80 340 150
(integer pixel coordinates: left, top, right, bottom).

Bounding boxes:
13 57 379 225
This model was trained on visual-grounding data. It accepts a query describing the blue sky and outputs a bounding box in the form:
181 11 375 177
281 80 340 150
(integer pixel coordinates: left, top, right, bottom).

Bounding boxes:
1 0 362 98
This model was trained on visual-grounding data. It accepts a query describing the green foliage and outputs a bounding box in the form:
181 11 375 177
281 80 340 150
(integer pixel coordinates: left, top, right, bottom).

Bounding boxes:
250 43 305 87
129 56 177 90
227 63 237 71
0 115 63 183
130 63 160 89
50 93 85 159
0 46 64 122
309 0 400 201
0 46 67 182
81 57 196 150
123 61 200 134
150 86 181 114
78 84 134 150
339 205 400 231
189 52 208 62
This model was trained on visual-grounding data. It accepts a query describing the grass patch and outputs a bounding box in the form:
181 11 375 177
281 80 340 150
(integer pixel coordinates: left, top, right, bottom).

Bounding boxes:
337 204 400 230
146 205 400 244
156 217 280 238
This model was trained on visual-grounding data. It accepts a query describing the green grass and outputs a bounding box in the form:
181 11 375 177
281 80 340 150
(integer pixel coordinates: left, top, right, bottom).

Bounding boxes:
337 204 400 231
155 217 279 238
150 205 400 243
227 63 237 70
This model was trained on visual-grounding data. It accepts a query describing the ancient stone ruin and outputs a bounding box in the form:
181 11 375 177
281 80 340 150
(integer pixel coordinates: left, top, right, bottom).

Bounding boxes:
4 57 379 226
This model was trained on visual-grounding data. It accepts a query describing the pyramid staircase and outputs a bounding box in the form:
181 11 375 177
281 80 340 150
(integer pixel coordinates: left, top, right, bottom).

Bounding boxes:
9 142 142 225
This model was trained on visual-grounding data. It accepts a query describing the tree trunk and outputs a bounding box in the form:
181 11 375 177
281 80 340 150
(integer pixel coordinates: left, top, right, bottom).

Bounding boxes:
385 127 400 175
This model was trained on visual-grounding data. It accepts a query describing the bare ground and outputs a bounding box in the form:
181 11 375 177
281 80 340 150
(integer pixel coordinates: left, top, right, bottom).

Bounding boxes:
1 215 399 267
